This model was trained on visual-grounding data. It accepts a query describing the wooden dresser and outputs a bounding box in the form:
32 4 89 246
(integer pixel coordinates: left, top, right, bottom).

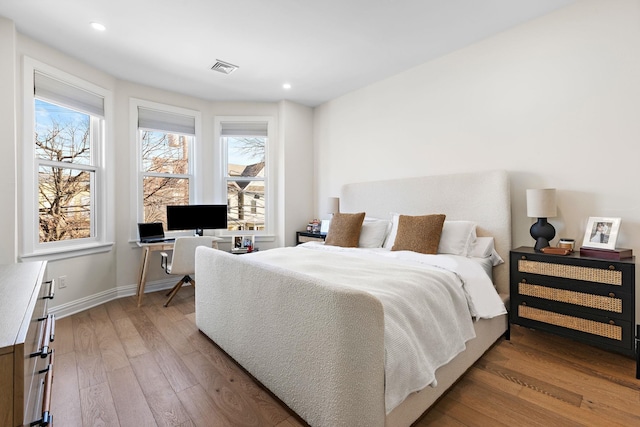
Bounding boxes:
0 262 54 427
510 247 637 375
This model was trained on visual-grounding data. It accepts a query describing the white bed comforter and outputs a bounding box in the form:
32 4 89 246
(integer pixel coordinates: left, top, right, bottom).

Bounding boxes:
244 244 506 413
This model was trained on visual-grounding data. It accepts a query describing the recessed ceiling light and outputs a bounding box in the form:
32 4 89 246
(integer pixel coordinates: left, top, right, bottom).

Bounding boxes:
91 22 106 31
283 83 292 90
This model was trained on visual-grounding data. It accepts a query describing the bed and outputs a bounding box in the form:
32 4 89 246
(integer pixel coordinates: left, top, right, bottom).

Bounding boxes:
195 169 511 427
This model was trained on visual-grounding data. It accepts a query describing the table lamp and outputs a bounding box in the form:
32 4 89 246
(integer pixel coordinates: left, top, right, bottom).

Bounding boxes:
526 188 557 252
327 197 340 215
321 197 340 234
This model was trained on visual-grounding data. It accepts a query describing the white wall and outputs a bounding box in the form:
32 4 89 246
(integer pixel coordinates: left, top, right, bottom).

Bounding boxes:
279 100 315 247
4 29 313 315
314 0 640 253
0 17 17 264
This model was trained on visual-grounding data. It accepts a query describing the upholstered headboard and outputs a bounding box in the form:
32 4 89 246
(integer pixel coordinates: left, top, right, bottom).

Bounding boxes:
340 170 511 296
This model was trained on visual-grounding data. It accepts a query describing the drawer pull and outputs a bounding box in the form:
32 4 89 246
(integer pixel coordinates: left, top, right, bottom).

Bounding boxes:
31 314 54 358
608 265 616 271
31 351 54 426
520 278 527 284
50 313 55 342
39 350 54 375
609 292 616 298
609 320 616 325
43 279 55 300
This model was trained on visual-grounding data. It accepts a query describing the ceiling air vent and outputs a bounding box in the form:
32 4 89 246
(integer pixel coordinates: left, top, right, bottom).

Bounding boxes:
210 60 238 75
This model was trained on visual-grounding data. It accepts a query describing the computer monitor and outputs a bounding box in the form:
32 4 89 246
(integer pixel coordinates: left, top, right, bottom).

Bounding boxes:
166 205 228 236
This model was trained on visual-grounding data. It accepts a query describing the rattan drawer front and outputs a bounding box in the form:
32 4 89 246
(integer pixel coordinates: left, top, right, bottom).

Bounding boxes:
518 305 622 341
518 260 622 286
518 283 622 313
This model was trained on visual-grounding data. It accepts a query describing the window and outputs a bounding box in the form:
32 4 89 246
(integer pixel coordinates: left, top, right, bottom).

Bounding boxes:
22 58 112 259
134 101 199 229
220 120 270 232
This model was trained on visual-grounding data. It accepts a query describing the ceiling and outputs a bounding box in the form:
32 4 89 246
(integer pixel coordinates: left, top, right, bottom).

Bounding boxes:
0 0 574 107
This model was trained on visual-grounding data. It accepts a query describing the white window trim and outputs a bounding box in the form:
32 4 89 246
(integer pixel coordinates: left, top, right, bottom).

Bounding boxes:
214 116 275 238
129 98 202 241
21 57 114 261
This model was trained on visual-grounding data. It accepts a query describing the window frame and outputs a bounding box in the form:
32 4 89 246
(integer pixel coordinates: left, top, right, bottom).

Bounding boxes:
215 116 275 237
21 57 114 261
130 98 202 240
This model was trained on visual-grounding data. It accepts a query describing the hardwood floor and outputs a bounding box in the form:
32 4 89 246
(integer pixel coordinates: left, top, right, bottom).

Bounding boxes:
52 287 640 426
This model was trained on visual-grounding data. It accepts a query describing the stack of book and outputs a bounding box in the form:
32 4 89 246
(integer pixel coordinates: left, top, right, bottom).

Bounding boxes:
579 247 633 260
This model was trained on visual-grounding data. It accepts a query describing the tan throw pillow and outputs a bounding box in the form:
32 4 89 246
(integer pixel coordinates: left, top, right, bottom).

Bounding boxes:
391 214 446 254
325 212 366 247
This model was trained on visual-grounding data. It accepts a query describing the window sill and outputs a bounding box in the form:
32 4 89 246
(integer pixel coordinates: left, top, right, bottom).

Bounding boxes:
20 241 114 262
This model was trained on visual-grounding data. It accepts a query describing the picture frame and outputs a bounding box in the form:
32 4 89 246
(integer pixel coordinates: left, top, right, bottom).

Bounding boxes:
232 234 255 252
242 235 255 250
581 217 621 250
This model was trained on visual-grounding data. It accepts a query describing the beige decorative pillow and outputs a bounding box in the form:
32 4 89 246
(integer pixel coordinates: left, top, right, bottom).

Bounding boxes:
325 212 366 247
391 214 446 254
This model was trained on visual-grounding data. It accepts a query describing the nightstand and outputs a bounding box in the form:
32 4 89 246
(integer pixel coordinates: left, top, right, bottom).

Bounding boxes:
296 231 326 244
510 246 638 377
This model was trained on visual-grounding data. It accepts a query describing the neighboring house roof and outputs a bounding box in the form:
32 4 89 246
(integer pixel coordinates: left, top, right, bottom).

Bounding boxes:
229 162 265 190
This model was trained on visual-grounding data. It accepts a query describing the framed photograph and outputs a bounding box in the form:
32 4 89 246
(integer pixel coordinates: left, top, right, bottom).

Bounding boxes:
242 235 255 249
232 234 255 251
581 217 621 250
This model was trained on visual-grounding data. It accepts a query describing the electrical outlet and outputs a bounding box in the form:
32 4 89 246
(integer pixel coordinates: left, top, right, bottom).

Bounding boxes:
58 275 67 289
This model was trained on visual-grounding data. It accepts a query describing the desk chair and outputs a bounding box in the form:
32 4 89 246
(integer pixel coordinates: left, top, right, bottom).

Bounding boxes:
160 236 214 307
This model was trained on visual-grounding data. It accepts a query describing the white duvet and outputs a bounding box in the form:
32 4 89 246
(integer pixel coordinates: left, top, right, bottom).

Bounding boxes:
244 243 506 413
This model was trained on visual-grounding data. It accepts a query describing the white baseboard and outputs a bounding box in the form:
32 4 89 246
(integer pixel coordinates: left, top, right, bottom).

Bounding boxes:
49 278 177 318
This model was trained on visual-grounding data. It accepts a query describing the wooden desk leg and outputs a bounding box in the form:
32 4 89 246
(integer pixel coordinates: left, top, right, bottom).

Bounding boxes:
137 246 152 307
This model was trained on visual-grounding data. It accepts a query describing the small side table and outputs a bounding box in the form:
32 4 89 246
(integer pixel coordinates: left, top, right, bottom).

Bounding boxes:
296 231 326 244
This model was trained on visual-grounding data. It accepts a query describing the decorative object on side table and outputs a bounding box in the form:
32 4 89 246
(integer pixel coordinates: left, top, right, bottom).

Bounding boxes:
557 238 575 251
579 247 633 260
232 234 255 253
581 216 621 250
307 219 321 234
578 216 629 259
526 188 557 252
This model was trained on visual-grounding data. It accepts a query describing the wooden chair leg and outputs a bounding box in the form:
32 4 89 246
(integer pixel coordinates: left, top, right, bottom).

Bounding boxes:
165 278 183 297
164 276 192 307
164 280 184 307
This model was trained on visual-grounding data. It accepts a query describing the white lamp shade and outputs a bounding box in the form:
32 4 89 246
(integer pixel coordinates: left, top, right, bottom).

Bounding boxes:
526 189 557 218
328 197 340 214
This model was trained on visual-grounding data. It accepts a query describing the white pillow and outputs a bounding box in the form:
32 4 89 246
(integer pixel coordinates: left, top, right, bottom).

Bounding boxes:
437 221 477 256
359 219 391 248
468 236 494 258
468 236 504 266
383 215 477 256
382 213 400 249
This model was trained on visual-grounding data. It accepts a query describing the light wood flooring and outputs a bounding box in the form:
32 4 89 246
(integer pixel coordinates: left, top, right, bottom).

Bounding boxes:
51 286 640 426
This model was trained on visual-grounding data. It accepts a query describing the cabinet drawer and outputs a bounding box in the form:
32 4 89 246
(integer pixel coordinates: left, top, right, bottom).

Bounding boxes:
514 281 631 320
515 302 633 353
518 259 623 285
24 351 54 427
298 235 324 243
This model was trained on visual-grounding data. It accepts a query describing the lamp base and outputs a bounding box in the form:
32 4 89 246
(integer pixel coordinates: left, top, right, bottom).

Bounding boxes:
530 218 556 252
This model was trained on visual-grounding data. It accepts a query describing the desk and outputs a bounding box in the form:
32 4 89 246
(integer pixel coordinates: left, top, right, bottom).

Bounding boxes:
136 238 221 307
